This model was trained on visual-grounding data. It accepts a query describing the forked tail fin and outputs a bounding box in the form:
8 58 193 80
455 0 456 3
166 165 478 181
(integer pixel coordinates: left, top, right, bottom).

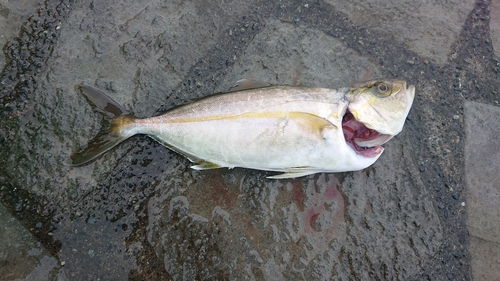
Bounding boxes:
66 85 135 166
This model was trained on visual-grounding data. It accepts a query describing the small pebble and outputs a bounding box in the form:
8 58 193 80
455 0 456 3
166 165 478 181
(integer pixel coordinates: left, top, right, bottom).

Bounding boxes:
452 115 460 120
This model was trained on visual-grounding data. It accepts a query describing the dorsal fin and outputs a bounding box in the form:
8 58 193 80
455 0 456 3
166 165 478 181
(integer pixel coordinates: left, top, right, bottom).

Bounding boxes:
184 79 273 104
227 79 272 92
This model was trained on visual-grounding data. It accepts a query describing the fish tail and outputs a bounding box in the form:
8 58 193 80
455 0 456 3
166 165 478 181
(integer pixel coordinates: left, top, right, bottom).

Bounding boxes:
67 85 135 166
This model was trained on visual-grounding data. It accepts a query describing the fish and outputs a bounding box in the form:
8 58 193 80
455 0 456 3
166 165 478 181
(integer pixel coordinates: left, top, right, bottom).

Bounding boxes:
67 79 415 179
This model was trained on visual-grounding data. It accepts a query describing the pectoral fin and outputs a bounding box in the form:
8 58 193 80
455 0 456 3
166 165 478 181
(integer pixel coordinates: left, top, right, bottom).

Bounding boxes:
287 112 336 139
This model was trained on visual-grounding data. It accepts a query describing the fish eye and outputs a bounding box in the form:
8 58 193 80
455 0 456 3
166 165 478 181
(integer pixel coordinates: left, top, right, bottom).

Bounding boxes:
372 82 391 97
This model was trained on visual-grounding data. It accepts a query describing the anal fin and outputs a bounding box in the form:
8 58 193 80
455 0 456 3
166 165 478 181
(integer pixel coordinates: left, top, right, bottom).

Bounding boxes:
148 135 223 170
191 161 222 170
267 170 317 179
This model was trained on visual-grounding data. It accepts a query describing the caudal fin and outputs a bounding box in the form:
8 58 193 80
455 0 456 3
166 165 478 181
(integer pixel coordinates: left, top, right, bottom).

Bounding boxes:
67 85 135 166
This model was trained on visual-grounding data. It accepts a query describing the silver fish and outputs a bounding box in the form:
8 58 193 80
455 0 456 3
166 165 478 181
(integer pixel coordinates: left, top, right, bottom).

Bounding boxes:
68 79 415 178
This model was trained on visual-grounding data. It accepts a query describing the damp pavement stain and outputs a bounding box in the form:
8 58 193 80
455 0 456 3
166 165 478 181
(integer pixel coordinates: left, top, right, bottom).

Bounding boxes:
1 0 499 280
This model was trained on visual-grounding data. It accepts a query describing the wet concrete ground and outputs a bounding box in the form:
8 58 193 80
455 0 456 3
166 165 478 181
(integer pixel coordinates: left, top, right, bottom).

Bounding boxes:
0 0 499 280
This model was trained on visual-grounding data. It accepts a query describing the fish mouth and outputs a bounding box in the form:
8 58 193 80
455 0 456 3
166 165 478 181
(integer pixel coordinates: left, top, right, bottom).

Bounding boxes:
342 110 390 157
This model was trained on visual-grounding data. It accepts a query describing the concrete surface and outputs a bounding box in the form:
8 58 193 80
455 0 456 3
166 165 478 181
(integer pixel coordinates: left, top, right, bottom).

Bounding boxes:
491 0 500 58
325 0 476 66
465 102 500 281
0 0 499 280
0 0 45 71
0 203 64 280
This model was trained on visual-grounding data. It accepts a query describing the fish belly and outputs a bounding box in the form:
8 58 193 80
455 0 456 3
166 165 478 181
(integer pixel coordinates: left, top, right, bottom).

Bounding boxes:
161 116 338 168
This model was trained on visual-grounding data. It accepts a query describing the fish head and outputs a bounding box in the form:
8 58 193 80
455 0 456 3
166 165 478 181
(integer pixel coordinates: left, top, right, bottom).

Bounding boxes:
348 79 415 135
341 80 415 157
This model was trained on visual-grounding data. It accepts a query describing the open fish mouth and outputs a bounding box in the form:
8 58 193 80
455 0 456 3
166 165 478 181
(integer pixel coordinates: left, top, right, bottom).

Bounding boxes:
342 111 390 157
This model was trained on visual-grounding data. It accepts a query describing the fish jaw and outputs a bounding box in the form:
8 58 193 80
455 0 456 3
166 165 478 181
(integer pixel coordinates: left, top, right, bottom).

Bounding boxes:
341 110 386 158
